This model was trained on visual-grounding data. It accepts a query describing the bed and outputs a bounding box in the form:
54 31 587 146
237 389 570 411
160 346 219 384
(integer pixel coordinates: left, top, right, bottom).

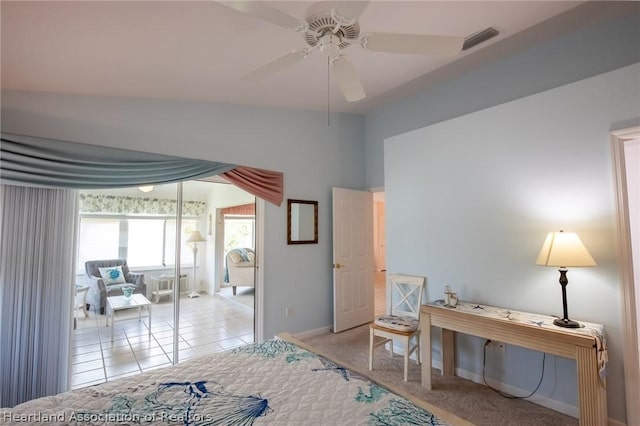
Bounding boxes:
1 334 468 425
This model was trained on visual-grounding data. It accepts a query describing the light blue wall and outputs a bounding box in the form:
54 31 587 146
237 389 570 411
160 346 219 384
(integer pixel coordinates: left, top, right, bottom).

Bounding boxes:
0 91 366 339
385 63 640 422
365 10 640 189
363 9 639 422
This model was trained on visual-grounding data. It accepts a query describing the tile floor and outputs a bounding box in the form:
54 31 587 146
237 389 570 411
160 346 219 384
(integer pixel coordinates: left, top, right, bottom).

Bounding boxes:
71 287 254 389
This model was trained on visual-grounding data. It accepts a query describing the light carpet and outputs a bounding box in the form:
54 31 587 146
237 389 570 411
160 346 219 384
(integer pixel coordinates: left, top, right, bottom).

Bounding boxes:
297 325 578 426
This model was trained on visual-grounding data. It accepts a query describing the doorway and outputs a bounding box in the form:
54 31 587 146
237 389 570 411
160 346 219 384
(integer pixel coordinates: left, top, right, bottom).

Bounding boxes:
373 191 386 316
71 180 258 389
215 201 256 309
611 127 640 425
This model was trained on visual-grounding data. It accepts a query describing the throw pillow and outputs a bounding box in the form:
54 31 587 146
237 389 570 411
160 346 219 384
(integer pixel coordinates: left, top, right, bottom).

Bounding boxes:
228 251 243 264
99 266 126 285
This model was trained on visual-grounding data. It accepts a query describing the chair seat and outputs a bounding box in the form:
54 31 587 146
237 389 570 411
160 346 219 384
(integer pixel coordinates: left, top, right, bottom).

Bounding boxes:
374 315 418 332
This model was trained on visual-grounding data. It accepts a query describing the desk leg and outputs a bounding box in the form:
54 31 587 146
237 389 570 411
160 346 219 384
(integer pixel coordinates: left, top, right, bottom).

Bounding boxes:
110 309 114 343
148 305 152 338
420 313 432 389
576 346 607 426
442 329 455 376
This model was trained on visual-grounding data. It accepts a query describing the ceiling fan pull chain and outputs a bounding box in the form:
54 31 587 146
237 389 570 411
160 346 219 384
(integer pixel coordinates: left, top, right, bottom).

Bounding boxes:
327 56 330 126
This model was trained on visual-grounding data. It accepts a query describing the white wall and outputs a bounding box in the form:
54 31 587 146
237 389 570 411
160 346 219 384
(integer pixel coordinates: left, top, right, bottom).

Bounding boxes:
385 63 640 422
1 91 366 340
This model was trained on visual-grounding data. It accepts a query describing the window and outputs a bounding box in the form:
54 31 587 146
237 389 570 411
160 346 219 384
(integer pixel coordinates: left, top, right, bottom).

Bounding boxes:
77 218 120 268
165 219 197 266
223 215 255 256
77 216 199 271
127 219 164 267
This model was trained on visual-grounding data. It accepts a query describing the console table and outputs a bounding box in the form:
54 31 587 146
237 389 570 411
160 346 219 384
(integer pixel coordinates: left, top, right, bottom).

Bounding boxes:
420 300 608 426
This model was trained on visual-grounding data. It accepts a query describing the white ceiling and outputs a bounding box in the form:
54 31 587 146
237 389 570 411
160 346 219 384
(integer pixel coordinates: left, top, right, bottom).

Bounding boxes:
1 1 595 114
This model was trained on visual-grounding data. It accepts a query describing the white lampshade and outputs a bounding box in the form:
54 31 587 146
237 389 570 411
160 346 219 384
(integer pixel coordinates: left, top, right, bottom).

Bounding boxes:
138 185 154 193
536 231 596 267
186 230 206 243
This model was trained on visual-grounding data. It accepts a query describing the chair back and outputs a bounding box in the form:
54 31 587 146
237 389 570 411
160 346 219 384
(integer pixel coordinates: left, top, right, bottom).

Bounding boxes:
388 273 425 320
85 259 129 278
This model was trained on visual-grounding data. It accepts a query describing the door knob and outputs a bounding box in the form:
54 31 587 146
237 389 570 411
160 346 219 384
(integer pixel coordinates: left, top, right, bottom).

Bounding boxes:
333 263 344 269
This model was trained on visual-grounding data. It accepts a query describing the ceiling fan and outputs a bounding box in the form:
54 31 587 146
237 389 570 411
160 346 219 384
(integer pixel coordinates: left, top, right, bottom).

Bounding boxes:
218 1 478 103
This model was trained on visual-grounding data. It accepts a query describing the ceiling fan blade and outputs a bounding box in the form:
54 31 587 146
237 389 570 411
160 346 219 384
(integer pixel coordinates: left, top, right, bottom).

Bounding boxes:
218 1 307 32
242 49 308 81
331 56 365 102
362 33 464 56
330 1 369 21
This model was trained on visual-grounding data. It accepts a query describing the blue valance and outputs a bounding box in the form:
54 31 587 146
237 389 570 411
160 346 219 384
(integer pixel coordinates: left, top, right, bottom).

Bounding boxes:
0 133 235 189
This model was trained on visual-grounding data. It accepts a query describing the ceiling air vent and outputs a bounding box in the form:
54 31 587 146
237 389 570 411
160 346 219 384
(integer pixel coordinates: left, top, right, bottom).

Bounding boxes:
462 27 499 51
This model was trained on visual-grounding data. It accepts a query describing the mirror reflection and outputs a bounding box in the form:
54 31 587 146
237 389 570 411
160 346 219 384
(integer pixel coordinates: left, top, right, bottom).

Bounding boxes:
287 199 318 244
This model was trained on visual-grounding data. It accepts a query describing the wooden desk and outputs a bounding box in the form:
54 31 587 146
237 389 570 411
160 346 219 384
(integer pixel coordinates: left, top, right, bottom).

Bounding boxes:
420 301 607 426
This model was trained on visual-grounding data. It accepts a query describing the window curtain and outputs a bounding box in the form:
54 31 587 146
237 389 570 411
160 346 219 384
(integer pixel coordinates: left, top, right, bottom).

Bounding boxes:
221 203 256 216
0 185 78 408
222 166 283 207
2 133 284 207
0 133 235 189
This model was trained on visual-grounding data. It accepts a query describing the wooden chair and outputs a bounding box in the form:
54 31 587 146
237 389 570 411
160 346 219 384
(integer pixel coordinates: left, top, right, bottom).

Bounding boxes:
369 273 425 382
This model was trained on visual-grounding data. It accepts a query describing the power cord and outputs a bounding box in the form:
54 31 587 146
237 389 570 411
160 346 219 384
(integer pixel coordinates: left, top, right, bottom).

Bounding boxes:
482 339 546 399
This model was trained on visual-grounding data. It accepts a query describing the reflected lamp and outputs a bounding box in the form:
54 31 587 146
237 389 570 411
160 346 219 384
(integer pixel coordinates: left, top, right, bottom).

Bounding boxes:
186 230 207 298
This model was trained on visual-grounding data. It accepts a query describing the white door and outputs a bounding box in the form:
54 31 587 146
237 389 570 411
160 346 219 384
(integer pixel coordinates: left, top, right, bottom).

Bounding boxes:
332 187 374 333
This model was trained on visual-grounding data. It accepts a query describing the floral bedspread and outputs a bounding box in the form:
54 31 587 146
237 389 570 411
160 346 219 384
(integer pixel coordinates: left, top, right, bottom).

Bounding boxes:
2 338 449 425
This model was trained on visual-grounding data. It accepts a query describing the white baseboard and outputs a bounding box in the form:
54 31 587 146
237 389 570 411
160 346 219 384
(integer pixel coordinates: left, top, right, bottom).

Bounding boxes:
431 360 625 425
431 359 578 418
293 326 332 340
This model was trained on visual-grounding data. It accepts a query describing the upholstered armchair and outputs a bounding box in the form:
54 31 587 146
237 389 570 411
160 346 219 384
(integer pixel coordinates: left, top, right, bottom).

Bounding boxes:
225 248 255 295
85 259 146 314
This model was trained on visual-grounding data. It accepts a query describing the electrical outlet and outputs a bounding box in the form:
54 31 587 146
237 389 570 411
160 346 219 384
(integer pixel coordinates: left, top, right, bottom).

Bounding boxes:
285 306 293 317
488 341 506 355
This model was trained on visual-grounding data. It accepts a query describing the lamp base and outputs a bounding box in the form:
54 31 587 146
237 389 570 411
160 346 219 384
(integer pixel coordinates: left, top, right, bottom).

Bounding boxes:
188 291 200 298
553 317 581 328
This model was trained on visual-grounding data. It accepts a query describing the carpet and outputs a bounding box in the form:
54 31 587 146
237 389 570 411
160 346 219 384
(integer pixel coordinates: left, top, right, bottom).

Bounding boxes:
298 325 578 426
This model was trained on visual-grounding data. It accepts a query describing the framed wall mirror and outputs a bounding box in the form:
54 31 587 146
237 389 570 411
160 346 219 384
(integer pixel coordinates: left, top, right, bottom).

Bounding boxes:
287 199 318 244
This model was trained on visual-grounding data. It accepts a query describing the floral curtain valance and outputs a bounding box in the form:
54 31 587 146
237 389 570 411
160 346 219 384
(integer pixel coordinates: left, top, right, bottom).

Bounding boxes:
80 194 206 217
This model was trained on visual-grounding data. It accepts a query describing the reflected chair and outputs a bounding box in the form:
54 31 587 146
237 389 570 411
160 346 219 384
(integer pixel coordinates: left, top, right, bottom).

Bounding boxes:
225 248 255 295
369 273 425 382
85 259 146 314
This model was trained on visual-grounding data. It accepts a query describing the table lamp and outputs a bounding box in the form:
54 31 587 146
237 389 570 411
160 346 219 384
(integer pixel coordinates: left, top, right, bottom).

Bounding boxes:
186 230 207 298
536 230 596 328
